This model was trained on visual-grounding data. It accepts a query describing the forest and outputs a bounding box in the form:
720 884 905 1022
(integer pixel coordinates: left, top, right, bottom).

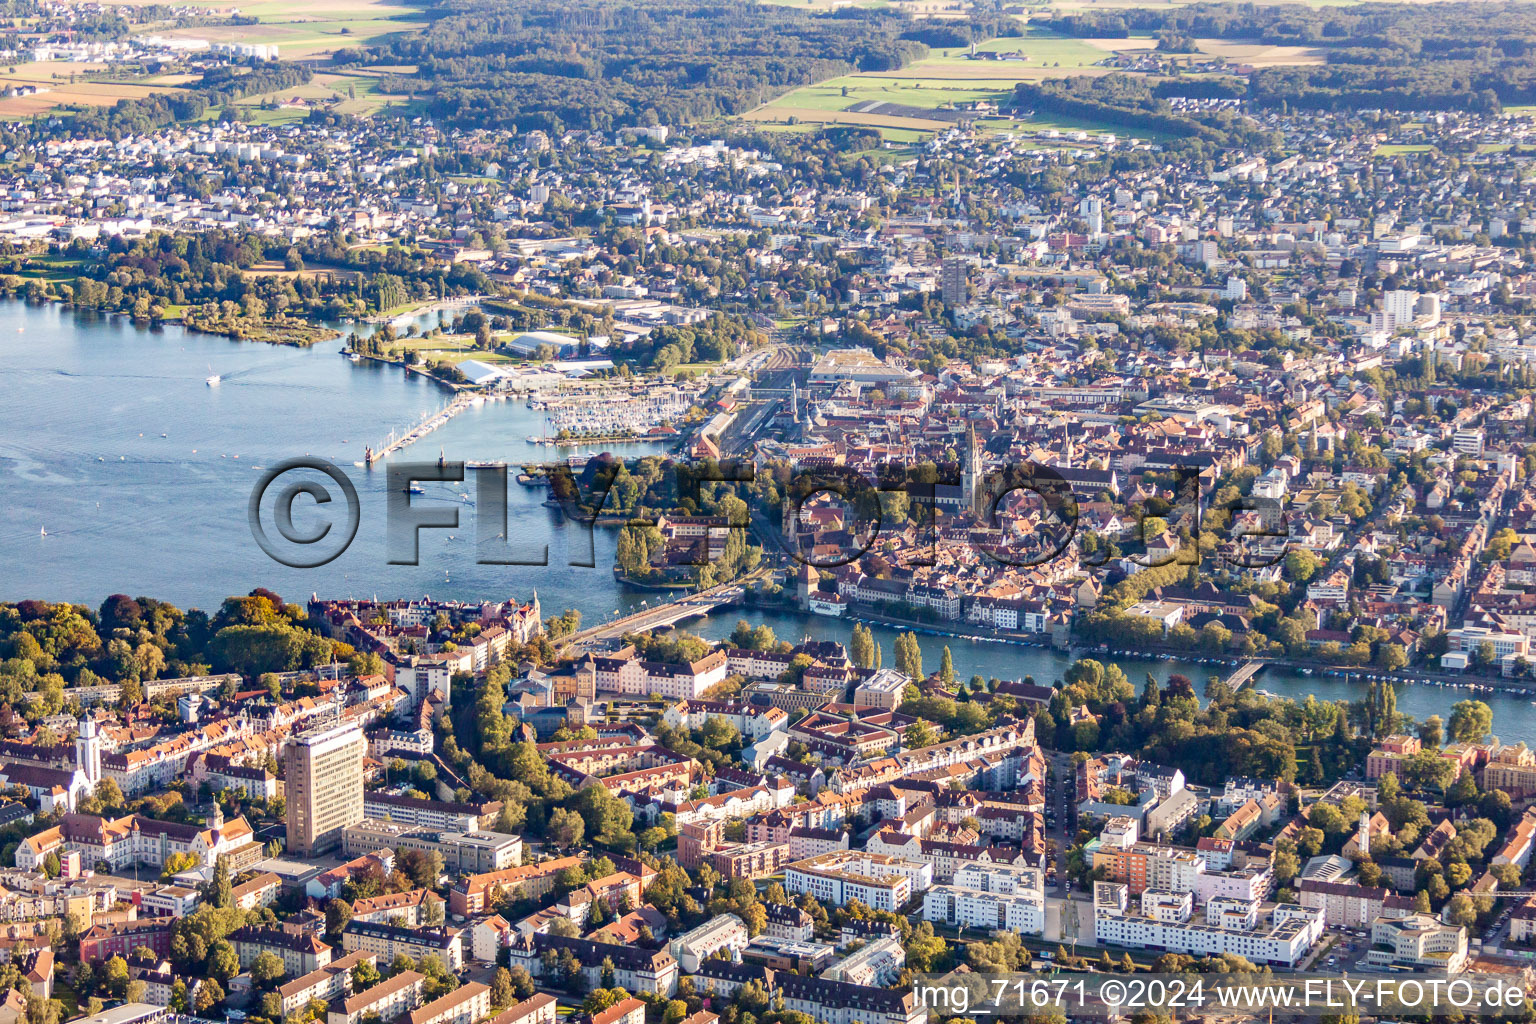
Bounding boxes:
348 0 933 133
1034 3 1536 113
0 229 493 330
1011 75 1280 155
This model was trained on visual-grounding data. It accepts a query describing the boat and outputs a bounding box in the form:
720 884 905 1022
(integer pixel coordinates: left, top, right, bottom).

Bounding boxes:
206 374 221 386
38 527 46 537
407 484 425 495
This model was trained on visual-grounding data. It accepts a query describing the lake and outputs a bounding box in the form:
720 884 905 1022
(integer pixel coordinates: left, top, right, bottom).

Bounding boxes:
1 301 1532 737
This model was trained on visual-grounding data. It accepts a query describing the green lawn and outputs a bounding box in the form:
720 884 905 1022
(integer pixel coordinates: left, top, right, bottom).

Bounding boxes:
18 253 84 281
100 0 422 58
747 26 1143 140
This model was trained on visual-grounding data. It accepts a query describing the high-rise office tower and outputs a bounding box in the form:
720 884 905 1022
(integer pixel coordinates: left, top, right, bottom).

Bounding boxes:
284 720 365 856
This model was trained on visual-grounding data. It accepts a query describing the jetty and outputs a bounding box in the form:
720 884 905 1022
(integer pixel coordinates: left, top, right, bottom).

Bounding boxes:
364 392 476 465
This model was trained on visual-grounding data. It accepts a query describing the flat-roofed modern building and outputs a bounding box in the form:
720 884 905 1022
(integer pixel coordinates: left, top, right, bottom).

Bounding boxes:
342 818 523 873
784 851 931 912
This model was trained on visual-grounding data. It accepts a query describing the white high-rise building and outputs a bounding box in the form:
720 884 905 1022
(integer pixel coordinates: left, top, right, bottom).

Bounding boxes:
1384 289 1421 327
1079 198 1103 236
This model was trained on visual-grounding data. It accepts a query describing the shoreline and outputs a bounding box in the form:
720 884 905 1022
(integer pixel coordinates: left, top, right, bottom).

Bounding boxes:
363 295 487 325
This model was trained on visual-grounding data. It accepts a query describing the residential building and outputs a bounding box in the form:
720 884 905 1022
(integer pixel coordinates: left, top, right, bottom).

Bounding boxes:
1093 882 1323 968
405 982 489 1024
326 972 424 1024
341 922 464 972
785 851 932 912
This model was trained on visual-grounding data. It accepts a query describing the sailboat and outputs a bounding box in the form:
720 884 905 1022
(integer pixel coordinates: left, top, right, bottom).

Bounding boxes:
38 527 46 537
205 363 221 386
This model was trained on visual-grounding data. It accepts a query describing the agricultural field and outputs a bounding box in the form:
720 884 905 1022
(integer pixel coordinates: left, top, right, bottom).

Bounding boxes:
102 0 422 58
1047 0 1373 8
1190 40 1326 67
745 28 1151 137
0 0 419 120
746 25 1326 141
0 62 180 117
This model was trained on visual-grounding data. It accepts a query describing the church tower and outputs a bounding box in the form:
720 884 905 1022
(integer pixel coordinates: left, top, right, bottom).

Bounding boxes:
75 716 100 785
963 423 984 520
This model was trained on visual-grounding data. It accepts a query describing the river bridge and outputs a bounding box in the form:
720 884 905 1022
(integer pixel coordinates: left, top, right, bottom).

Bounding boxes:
564 568 771 645
1224 659 1264 689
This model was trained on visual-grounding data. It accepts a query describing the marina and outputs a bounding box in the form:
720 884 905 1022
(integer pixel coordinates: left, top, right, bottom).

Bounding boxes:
543 386 693 436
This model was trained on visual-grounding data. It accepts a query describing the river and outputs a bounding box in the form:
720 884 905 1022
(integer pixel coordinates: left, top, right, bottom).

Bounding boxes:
1 301 1532 737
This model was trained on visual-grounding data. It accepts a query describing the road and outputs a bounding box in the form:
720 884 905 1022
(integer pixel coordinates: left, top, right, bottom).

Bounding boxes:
563 567 773 645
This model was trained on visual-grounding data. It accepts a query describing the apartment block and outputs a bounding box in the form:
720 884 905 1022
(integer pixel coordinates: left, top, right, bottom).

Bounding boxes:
326 971 424 1024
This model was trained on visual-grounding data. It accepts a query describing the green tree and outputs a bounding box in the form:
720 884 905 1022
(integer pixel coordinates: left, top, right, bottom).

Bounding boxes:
194 978 225 1014
905 720 938 748
491 968 515 1010
325 898 353 942
549 807 585 848
212 853 232 908
895 632 923 680
850 623 875 669
250 951 286 988
1448 700 1492 744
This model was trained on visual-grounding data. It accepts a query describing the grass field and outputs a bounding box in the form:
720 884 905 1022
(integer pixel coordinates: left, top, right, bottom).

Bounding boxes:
746 28 1117 133
227 70 411 121
745 29 1158 139
101 0 422 58
16 253 86 281
746 25 1325 141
